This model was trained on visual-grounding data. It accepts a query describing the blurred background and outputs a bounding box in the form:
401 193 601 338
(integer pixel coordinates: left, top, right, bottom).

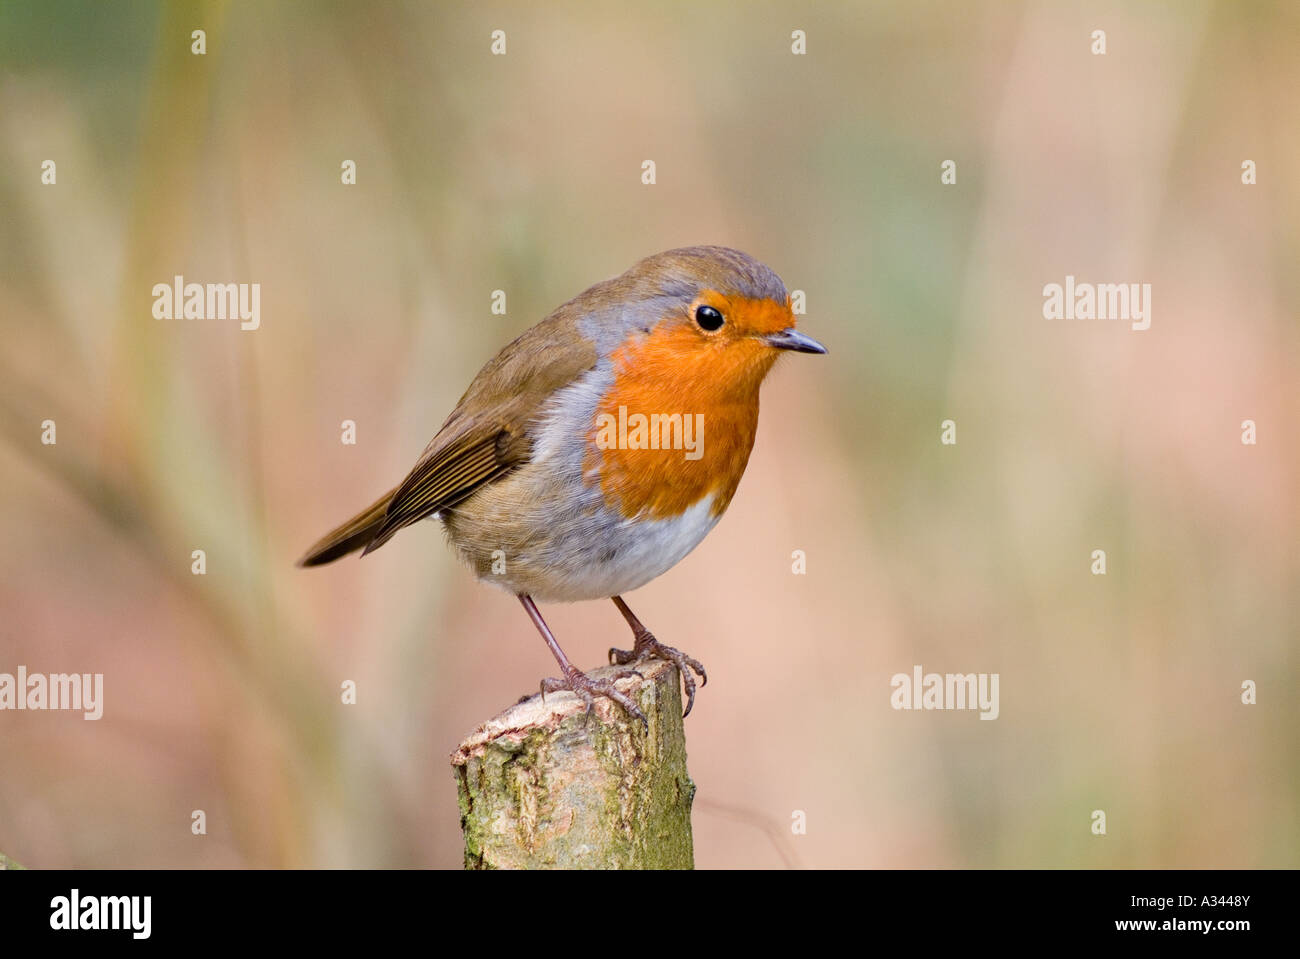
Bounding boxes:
1 0 1296 868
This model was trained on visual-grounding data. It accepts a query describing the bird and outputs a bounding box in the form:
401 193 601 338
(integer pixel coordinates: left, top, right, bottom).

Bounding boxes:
298 246 826 727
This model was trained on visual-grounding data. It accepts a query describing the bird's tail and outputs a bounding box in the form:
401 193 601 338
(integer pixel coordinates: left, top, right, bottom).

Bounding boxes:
296 487 397 567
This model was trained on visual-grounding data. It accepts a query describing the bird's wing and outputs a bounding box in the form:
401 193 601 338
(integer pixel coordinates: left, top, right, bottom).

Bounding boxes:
360 422 521 553
360 314 599 553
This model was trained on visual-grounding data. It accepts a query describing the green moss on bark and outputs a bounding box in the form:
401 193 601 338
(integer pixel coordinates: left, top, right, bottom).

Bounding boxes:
452 660 694 869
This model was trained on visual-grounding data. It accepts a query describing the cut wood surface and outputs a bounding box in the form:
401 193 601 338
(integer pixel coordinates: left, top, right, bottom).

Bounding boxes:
452 659 695 869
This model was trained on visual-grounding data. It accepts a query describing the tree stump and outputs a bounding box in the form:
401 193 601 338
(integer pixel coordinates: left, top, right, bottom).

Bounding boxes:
451 659 695 869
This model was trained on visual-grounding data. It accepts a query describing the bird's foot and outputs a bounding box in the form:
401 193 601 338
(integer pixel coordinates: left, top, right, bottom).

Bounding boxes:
539 666 647 731
609 630 707 718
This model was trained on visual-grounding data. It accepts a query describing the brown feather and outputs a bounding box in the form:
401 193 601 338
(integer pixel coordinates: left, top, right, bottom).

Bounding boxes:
296 487 397 566
297 310 599 565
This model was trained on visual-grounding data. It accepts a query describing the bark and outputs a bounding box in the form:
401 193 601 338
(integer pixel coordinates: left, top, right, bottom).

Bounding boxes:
451 659 694 869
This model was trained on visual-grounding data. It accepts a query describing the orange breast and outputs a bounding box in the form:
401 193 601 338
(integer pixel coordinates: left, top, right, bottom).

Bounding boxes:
585 322 778 520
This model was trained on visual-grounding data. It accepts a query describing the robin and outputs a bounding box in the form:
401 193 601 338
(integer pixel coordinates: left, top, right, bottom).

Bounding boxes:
298 246 826 727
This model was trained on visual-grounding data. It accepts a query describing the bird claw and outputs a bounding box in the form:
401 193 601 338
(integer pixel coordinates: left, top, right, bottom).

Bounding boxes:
540 668 647 731
608 631 707 718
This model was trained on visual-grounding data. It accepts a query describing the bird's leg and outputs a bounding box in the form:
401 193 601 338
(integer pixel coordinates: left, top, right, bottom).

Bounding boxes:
518 594 646 730
608 595 708 718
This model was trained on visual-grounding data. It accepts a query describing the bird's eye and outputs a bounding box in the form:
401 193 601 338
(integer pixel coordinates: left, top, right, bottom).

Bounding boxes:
695 305 725 331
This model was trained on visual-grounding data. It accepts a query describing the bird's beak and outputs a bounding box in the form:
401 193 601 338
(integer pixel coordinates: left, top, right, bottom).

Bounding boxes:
764 328 828 354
